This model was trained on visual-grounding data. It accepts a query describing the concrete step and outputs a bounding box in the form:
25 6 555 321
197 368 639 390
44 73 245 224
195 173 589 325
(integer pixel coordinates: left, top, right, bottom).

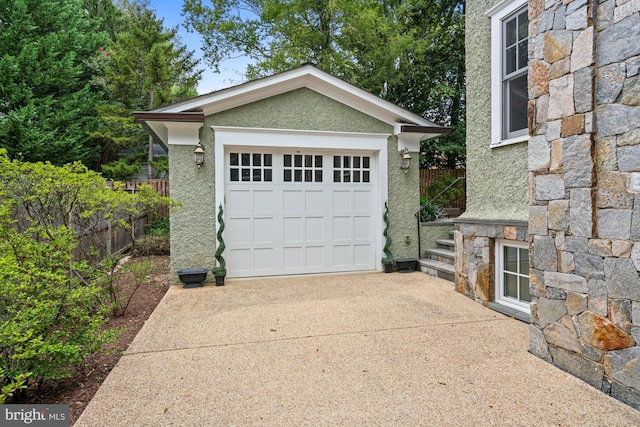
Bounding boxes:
423 247 455 265
436 238 455 250
418 258 455 282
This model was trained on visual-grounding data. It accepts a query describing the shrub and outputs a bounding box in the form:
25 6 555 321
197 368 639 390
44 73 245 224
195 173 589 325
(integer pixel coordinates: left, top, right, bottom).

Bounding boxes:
424 175 465 207
148 216 170 238
0 368 29 404
418 200 445 222
0 203 118 394
213 205 226 275
0 150 173 396
133 235 170 256
382 202 393 263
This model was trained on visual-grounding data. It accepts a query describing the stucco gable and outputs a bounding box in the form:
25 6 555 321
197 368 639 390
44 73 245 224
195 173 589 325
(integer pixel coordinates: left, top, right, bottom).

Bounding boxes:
209 87 393 134
134 65 450 150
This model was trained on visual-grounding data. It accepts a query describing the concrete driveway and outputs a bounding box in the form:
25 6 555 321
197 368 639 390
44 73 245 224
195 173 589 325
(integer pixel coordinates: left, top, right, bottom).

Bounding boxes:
76 272 640 426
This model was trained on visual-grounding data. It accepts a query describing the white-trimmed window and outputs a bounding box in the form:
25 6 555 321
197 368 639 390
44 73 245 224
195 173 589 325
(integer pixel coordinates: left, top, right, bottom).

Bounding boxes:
284 153 323 182
333 155 370 183
488 0 529 147
229 152 273 182
496 239 531 313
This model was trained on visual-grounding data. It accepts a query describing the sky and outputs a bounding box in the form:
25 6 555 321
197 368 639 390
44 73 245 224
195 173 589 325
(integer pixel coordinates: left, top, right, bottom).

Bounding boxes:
148 0 253 94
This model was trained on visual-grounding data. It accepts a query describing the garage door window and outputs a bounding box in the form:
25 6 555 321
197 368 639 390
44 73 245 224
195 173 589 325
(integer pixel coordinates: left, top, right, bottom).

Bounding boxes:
284 154 323 182
230 152 272 182
333 155 370 183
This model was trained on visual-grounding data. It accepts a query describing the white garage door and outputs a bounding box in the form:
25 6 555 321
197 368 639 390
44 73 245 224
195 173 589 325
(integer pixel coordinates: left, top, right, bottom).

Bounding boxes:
225 149 377 278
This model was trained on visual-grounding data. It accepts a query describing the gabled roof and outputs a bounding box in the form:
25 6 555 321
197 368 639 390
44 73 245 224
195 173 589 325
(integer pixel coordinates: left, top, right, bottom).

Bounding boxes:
134 64 450 148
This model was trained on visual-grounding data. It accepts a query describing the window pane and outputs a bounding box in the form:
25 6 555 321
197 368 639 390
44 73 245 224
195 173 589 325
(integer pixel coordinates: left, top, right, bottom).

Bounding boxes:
305 155 312 168
315 170 323 182
363 171 370 182
230 169 239 181
505 246 518 272
520 248 530 273
508 74 529 133
253 153 261 167
230 153 239 166
343 170 351 183
305 170 312 182
242 153 250 166
294 155 302 168
315 155 322 167
353 156 361 168
518 11 529 40
343 156 351 168
241 168 250 181
334 170 341 182
353 171 361 182
505 46 517 74
284 169 292 182
520 277 531 302
504 273 518 299
334 156 340 168
363 157 370 168
294 169 302 182
264 169 272 182
284 154 292 167
264 154 272 167
253 169 261 182
517 40 528 70
506 17 516 46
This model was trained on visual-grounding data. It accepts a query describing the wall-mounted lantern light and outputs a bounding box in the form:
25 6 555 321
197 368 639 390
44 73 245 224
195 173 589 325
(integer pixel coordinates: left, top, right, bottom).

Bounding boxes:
194 143 205 168
399 148 411 173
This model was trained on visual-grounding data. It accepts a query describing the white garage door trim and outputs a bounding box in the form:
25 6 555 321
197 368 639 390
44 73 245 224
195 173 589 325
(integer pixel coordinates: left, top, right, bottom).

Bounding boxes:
213 126 389 277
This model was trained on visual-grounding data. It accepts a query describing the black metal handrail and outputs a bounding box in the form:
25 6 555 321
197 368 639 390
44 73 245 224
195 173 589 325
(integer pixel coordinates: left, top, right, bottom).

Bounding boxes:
415 176 465 259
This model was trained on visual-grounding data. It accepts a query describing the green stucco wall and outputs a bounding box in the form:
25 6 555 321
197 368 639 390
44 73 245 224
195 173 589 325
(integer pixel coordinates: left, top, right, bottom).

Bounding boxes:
170 87 419 277
419 222 455 250
210 87 393 134
168 132 217 283
387 136 421 260
463 0 528 222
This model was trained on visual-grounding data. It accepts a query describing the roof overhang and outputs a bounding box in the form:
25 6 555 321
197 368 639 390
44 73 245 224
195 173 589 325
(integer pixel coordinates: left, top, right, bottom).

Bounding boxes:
132 112 204 150
395 124 452 152
133 65 451 149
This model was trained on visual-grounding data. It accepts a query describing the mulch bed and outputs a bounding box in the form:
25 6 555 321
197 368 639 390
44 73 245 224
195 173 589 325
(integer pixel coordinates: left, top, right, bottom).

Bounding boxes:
14 255 171 425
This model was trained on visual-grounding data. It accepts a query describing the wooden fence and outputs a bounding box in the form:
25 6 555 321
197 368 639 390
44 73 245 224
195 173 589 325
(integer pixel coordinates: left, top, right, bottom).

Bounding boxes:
118 179 170 218
74 213 148 260
98 179 170 255
419 169 466 211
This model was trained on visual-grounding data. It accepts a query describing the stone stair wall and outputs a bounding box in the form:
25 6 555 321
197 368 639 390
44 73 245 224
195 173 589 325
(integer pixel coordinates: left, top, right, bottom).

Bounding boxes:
419 230 455 282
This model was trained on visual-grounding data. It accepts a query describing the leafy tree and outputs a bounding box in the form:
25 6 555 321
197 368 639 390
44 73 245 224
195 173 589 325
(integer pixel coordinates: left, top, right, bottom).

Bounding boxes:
0 0 108 166
82 0 126 40
100 157 142 180
183 0 465 167
94 0 202 178
0 150 174 396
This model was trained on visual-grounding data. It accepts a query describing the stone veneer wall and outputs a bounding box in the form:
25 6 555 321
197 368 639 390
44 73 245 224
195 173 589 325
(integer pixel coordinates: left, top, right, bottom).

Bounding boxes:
528 0 640 408
454 220 528 308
